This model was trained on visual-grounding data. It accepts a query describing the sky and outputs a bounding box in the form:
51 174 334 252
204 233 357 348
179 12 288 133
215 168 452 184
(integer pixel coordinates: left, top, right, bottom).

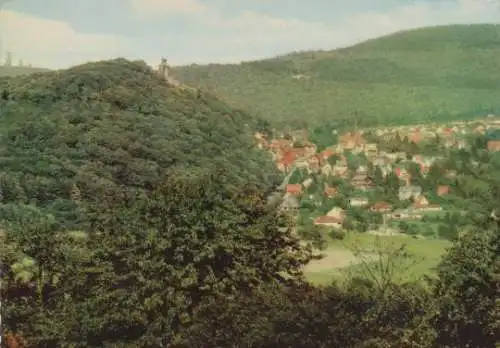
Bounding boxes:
0 0 498 69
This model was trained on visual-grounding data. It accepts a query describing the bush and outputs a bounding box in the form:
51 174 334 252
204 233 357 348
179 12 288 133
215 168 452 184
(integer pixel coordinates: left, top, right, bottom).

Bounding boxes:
329 229 346 240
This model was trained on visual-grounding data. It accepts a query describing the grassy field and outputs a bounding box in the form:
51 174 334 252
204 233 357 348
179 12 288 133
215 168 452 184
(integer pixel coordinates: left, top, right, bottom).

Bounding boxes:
172 24 500 128
304 232 451 286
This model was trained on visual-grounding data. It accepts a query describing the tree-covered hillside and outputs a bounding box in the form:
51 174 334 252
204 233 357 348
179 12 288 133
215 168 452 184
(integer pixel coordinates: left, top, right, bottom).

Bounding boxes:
0 58 280 228
172 24 500 128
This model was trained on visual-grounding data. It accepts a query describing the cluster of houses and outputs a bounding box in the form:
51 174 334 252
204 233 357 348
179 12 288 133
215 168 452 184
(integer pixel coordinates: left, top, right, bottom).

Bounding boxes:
255 116 500 231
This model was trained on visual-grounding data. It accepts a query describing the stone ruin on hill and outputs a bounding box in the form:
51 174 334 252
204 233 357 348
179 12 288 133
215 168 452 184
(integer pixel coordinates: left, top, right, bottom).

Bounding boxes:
158 58 180 86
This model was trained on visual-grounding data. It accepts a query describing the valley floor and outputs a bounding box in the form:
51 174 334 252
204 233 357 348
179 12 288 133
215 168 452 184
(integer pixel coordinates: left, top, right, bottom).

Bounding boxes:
304 232 451 286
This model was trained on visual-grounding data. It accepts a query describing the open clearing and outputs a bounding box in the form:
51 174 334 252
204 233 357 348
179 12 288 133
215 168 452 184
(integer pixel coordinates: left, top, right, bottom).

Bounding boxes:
304 232 451 286
304 249 376 272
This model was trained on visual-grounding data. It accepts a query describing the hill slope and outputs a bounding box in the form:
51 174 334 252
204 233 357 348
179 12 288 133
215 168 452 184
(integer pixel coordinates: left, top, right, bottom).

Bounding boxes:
172 24 500 128
0 66 49 77
0 59 279 228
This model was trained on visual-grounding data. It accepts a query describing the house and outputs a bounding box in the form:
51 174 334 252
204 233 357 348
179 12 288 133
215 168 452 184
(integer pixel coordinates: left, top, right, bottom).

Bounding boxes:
443 139 455 148
333 159 349 177
412 155 424 164
324 184 337 198
326 207 345 218
474 125 486 134
413 196 442 212
351 174 373 190
290 129 308 142
269 139 293 152
254 131 266 140
351 146 363 155
456 140 467 149
308 155 321 172
349 196 369 207
420 164 429 176
290 147 308 159
445 170 457 179
320 163 332 176
371 201 392 213
409 131 422 144
256 138 268 149
372 156 389 167
437 185 449 196
285 184 302 195
441 127 454 137
389 208 423 221
280 195 299 212
294 158 309 170
413 196 429 208
339 132 365 150
364 145 378 156
395 168 411 185
379 165 392 177
487 140 500 152
321 149 335 161
302 178 314 188
398 185 422 201
422 204 442 212
356 165 369 176
276 151 296 172
304 142 317 155
314 215 343 229
385 152 406 161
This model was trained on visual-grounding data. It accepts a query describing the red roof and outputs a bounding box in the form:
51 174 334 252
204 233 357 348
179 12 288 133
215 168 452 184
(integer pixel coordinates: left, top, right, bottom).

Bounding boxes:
321 149 335 159
371 201 392 210
437 185 449 195
324 186 337 197
308 155 320 163
487 140 500 151
409 132 422 143
281 151 296 165
286 184 302 194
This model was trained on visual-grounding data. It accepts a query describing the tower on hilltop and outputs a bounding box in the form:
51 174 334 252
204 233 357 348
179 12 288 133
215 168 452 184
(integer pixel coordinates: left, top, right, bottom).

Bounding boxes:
158 57 181 86
158 57 169 79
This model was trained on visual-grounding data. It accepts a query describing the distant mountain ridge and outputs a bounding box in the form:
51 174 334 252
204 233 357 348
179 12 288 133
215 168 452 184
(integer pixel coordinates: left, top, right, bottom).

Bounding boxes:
0 66 49 77
171 24 500 128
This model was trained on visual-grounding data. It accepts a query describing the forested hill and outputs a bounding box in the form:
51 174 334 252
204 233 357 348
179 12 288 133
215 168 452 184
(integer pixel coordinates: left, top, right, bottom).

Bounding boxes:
171 24 500 128
0 58 279 228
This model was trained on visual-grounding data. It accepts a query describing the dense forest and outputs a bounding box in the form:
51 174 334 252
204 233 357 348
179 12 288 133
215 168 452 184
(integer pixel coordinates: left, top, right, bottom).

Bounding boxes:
0 59 279 229
0 59 498 347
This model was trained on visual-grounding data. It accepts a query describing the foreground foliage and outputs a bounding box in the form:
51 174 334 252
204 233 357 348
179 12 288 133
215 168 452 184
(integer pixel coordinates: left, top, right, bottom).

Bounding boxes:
0 59 498 347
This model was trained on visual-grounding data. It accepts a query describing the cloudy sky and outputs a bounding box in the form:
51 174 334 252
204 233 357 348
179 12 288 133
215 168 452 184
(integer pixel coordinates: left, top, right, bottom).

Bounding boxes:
0 0 498 69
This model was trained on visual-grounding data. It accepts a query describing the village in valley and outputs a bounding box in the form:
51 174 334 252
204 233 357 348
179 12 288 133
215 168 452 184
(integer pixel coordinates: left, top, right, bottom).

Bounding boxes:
255 116 500 238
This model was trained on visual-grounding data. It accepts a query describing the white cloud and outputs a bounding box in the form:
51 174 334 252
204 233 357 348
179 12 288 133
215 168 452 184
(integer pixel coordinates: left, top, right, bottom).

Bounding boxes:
129 0 207 17
0 10 130 69
133 0 500 66
1 0 499 69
